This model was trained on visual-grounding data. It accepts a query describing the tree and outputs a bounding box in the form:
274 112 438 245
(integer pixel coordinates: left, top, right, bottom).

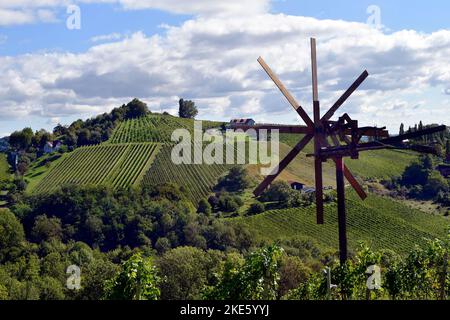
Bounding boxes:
0 209 25 263
77 129 91 146
205 245 283 300
105 253 160 300
158 246 212 300
197 199 212 216
31 215 63 242
178 99 198 119
9 128 34 151
216 167 251 192
399 123 405 135
125 99 149 119
424 171 449 198
248 202 265 215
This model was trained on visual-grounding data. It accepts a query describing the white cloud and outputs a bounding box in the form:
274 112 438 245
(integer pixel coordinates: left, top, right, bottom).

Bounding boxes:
0 0 270 26
0 13 450 131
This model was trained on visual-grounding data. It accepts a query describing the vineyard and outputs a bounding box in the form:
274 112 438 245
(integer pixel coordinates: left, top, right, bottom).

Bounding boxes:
108 113 223 144
142 144 235 202
31 143 160 194
229 191 448 254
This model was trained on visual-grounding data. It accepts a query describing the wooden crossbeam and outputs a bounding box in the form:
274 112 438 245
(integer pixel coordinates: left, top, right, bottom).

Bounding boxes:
236 124 388 137
359 125 447 148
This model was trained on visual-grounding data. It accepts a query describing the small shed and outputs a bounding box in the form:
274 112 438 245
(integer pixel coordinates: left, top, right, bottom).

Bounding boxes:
288 180 305 191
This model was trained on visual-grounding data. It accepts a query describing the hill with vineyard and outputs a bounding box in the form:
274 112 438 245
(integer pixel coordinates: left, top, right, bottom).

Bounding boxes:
27 112 419 199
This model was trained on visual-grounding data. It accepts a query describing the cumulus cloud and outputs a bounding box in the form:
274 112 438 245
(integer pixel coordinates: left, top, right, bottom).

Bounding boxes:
0 13 449 131
0 0 270 26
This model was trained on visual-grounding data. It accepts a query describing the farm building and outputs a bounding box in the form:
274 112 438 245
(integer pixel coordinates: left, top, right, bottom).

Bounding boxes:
288 180 305 191
43 141 62 154
229 118 256 127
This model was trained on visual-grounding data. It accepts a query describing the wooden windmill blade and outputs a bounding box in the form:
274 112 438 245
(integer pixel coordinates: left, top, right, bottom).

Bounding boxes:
257 57 314 127
253 134 314 196
253 55 316 197
321 70 369 122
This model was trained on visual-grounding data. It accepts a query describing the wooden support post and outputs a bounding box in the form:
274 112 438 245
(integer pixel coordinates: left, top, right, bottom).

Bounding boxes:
314 101 324 225
335 156 348 264
311 38 324 225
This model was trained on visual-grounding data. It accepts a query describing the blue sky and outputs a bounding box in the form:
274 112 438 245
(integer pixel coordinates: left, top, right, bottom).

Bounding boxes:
0 0 449 136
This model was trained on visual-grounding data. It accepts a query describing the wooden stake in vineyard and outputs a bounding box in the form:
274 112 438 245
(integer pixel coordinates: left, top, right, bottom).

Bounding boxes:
238 38 447 264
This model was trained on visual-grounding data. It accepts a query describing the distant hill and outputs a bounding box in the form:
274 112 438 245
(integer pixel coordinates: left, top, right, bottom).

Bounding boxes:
28 113 420 199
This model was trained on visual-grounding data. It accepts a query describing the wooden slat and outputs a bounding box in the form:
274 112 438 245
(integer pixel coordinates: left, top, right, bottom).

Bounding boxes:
311 38 319 102
321 70 369 122
335 156 348 263
257 57 314 128
313 101 324 224
253 134 314 196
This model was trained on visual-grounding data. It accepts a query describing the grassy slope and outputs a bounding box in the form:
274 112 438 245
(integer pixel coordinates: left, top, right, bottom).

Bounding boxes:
25 153 68 192
279 133 417 182
228 191 449 254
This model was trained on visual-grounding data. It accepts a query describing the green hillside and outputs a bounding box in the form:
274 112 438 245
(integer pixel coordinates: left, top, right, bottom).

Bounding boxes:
228 191 449 254
142 144 233 202
280 133 417 180
29 143 159 194
109 113 223 144
0 153 10 181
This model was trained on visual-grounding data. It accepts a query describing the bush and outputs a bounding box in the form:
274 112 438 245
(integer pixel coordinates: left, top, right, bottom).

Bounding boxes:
197 199 212 216
215 167 251 192
248 202 265 215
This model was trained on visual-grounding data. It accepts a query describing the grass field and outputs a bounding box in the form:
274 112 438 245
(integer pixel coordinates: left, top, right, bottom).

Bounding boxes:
29 143 160 194
228 191 449 254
